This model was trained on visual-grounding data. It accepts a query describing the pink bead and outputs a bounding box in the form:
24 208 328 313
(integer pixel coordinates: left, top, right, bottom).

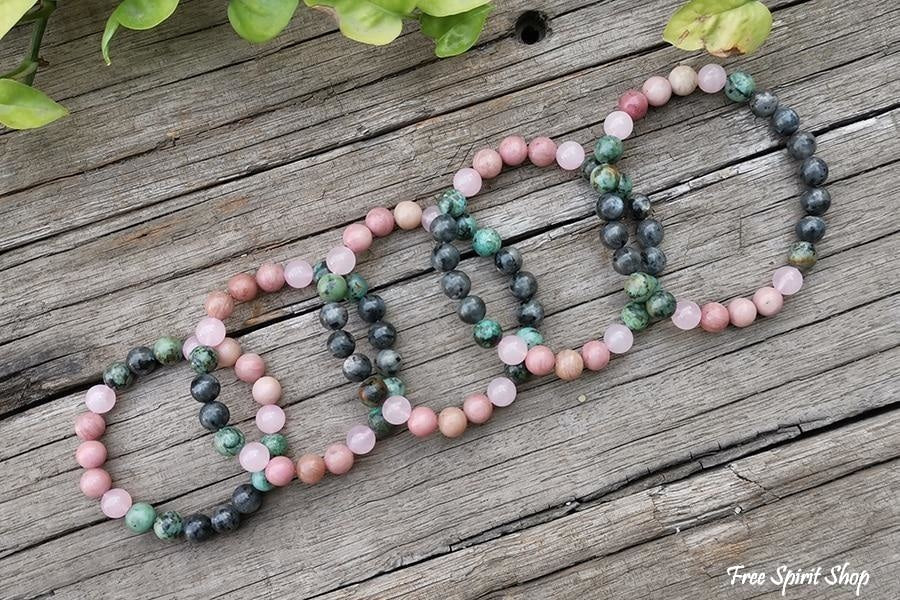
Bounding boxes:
215 338 242 368
346 425 376 455
668 65 698 96
265 456 295 487
394 201 423 230
642 75 672 107
497 335 528 366
75 412 106 441
700 302 730 333
556 141 586 171
182 335 200 360
342 224 373 254
473 148 503 179
326 245 356 276
284 259 314 289
753 287 784 317
453 168 482 197
382 395 412 425
462 393 493 424
407 406 438 437
100 488 132 519
252 376 282 405
421 205 441 233
671 300 702 330
603 324 634 354
79 468 111 499
235 353 266 383
84 385 116 414
525 345 556 377
195 316 226 347
324 443 354 475
618 89 649 120
365 207 395 238
256 404 286 434
581 340 610 371
772 266 804 295
528 137 558 167
728 298 758 328
487 377 516 407
204 291 234 320
239 442 270 472
75 440 107 469
498 135 528 166
697 64 727 93
227 273 258 302
255 262 285 293
603 111 634 139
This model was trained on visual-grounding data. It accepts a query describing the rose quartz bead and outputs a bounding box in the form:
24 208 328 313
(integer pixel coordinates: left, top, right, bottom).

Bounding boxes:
394 201 423 230
498 135 528 166
581 341 610 371
100 488 132 519
195 316 226 347
556 141 586 171
487 377 516 407
255 262 285 293
603 111 634 139
618 89 649 120
326 246 356 276
296 454 326 484
79 468 111 499
525 345 556 376
642 75 672 107
772 266 804 295
753 287 784 317
215 338 242 368
75 412 106 441
498 335 528 366
76 440 107 469
204 291 234 320
284 259 314 289
668 65 698 96
555 349 584 381
227 273 258 302
84 385 116 414
700 302 730 332
265 456 295 487
324 443 354 475
473 148 503 179
239 442 270 472
382 395 412 425
604 324 634 354
347 425 376 454
235 353 266 383
528 137 558 167
672 300 702 330
697 64 727 93
343 224 373 254
407 406 438 437
366 207 395 238
421 205 441 233
182 335 200 360
256 404 286 434
463 394 493 424
438 407 468 439
453 167 482 197
252 376 282 405
728 298 757 328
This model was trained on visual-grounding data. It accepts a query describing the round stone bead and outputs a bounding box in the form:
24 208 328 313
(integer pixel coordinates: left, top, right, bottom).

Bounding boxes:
368 321 396 350
788 241 817 271
618 89 649 120
434 406 467 440
642 75 672 106
498 335 528 366
800 188 831 216
596 193 625 221
251 470 274 492
590 164 620 194
617 173 633 199
152 336 182 365
453 168 482 197
345 425 376 454
499 135 529 166
153 511 183 540
125 347 157 376
772 107 800 136
189 346 218 374
101 488 132 519
581 340 610 371
603 324 633 354
555 350 584 381
603 111 633 139
357 294 386 323
581 157 600 181
517 327 544 348
700 302 730 332
228 273 258 302
621 302 651 331
358 375 389 408
394 201 423 230
642 247 668 275
600 221 629 249
367 407 395 440
102 362 133 391
636 218 664 247
85 385 116 414
473 228 502 257
773 266 804 295
516 298 545 327
343 354 372 382
671 300 702 330
76 441 107 469
624 272 659 302
457 214 478 240
753 287 784 317
80 468 111 498
265 456 295 486
725 71 755 102
528 137 558 167
376 349 402 376
327 330 356 358
312 260 330 283
256 404 285 434
629 194 652 220
216 338 242 368
210 504 241 533
788 132 817 160
296 454 326 485
800 157 829 186
431 243 461 271
261 433 288 457
253 377 280 406
646 290 677 319
195 317 226 347
384 377 406 397
556 140 586 170
319 302 349 330
407 407 438 437
612 246 643 275
183 514 214 542
487 377 517 407
190 374 220 403
668 65 697 96
431 214 458 243
697 63 727 93
347 274 370 302
125 503 156 533
343 224 373 254
796 216 827 242
494 246 523 275
366 207 395 237
199 401 230 432
505 362 530 384
182 336 200 362
256 262 285 293
75 412 106 441
232 484 263 514
728 298 757 327
441 270 471 300
382 395 412 425
205 290 234 320
473 148 503 179
473 319 503 348
284 259 314 289
749 90 779 117
317 274 348 302
458 296 487 324
509 271 538 301
215 426 246 457
463 394 493 424
525 345 555 376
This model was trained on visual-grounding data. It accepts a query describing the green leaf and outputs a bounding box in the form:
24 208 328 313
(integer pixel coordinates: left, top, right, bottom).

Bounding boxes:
417 0 490 17
663 0 772 57
0 0 36 40
0 79 67 129
420 3 491 57
102 0 180 65
305 0 409 45
228 0 300 43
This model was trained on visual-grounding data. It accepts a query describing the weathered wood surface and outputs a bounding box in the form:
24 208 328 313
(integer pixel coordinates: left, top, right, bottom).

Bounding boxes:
0 0 898 598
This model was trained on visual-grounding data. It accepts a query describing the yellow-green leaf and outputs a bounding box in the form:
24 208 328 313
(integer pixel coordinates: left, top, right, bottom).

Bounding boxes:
663 0 772 57
0 79 67 129
417 0 490 17
102 0 180 65
0 0 36 40
420 3 491 57
228 0 299 43
305 0 404 45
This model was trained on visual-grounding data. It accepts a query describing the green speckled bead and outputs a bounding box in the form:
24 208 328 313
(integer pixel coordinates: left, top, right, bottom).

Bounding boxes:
260 434 288 457
725 71 755 103
594 135 624 164
473 319 503 348
788 241 817 271
505 362 530 384
367 407 395 440
189 345 218 374
251 470 274 492
102 362 133 390
581 156 600 181
313 260 330 283
346 273 369 301
152 336 182 365
153 511 183 540
317 273 348 302
624 272 659 302
617 173 633 199
516 327 544 349
457 214 477 240
590 164 620 194
621 302 651 331
645 290 677 319
438 189 467 217
384 376 406 397
472 228 502 257
125 502 156 533
214 426 245 456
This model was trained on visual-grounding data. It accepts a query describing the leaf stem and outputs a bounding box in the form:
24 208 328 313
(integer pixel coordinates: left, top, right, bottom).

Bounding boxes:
22 0 56 85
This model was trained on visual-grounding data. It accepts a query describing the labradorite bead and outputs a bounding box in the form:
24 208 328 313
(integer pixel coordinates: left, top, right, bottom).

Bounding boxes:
441 270 471 300
617 173 633 199
260 434 288 457
637 218 664 247
367 407 395 440
600 221 629 249
473 319 503 348
199 401 230 431
581 156 600 181
152 336 182 365
749 90 779 117
438 189 467 217
368 321 396 349
357 294 386 323
596 193 625 221
472 228 502 257
343 354 372 382
346 273 369 301
190 374 221 403
641 247 667 276
210 504 241 533
796 216 826 242
725 71 755 102
509 271 537 301
384 376 406 397
431 243 460 272
458 295 487 324
431 214 458 243
327 330 356 358
505 362 530 384
594 135 624 164
125 502 156 533
318 274 348 302
153 511 183 540
516 299 544 327
183 514 214 542
590 164 620 194
456 214 478 240
800 188 831 216
375 349 402 376
358 375 389 407
800 157 829 186
319 302 348 331
214 426 245 456
312 260 330 283
624 272 659 302
517 327 544 349
621 302 651 331
787 132 817 160
103 362 133 390
612 246 642 276
495 246 523 275
629 194 652 220
646 290 677 319
251 470 274 492
772 107 800 136
126 347 157 376
232 484 263 514
189 346 218 374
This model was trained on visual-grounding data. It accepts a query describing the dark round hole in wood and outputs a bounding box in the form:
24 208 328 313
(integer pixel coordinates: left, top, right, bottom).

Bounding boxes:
515 11 549 45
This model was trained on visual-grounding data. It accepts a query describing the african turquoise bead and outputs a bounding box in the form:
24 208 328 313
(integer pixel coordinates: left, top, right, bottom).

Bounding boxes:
581 156 600 181
102 362 133 390
590 164 620 194
517 327 544 349
593 135 624 164
345 273 369 301
125 502 156 533
251 470 274 492
646 290 677 319
312 260 330 283
624 272 659 302
384 377 406 397
438 189 467 217
368 407 395 440
260 434 288 457
617 173 633 199
152 336 182 365
318 274 348 302
622 302 651 331
725 71 755 103
153 511 183 540
457 214 477 240
505 362 530 384
214 426 245 456
472 228 502 257
788 241 817 271
473 319 503 348
189 346 217 374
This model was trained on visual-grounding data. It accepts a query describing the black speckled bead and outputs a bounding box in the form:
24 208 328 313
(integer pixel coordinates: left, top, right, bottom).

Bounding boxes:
473 319 503 348
636 219 664 247
312 260 330 284
800 157 829 186
787 132 817 160
103 362 134 390
596 193 626 221
441 270 471 300
199 401 230 431
367 407 395 440
358 375 389 407
189 346 218 374
191 374 221 403
346 273 369 301
153 511 183 540
368 321 396 349
438 189 468 217
788 241 817 271
645 290 677 319
504 362 530 384
357 294 386 323
430 214 458 243
600 221 629 249
772 107 800 136
612 246 643 275
431 243 460 272
749 90 779 117
641 247 667 276
126 346 158 376
183 514 214 542
327 330 356 359
494 246 523 275
795 216 827 242
629 194 652 220
210 504 241 533
509 271 538 301
458 296 487 324
516 299 545 328
375 349 402 376
580 156 600 180
343 354 372 382
152 336 182 365
456 214 478 240
232 484 263 514
319 302 348 331
800 188 831 216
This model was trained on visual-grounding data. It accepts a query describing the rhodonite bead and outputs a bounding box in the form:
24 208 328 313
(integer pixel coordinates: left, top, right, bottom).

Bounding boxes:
749 90 779 117
728 298 758 327
240 440 271 472
456 214 478 240
347 425 376 454
528 137 558 167
672 300 702 330
76 441 107 469
256 262 285 292
191 374 221 403
494 246 523 275
384 377 405 397
796 216 827 242
319 303 349 330
232 484 263 514
788 241 817 270
581 157 600 181
251 375 280 405
366 207 395 237
697 64 727 93
210 505 241 533
556 141 586 170
100 488 132 519
327 330 356 358
438 407 468 438
196 317 227 347
753 287 784 317
126 346 157 376
80 468 111 498
102 362 133 391
516 299 545 327
431 214 458 243
317 274 348 302
505 362 530 383
85 385 116 414
453 168 482 197
358 376 389 407
636 218 664 247
509 271 538 301
473 319 503 348
407 407 438 437
525 345 555 376
621 302 651 331
227 273 258 302
75 412 106 441
256 404 286 434
346 273 369 301
612 246 643 275
343 354 372 382
601 221 629 249
265 456 295 486
183 514 214 542
125 503 156 533
152 336 182 365
368 321 396 349
153 511 183 540
800 157 829 186
499 135 529 166
297 454 326 484
261 434 288 456
596 193 625 221
641 247 667 275
700 302 730 332
788 132 817 160
216 338 241 368
376 349 402 376
441 270 471 299
215 426 246 456
487 377 516 407
473 148 503 179
772 266 804 295
357 294 387 323
189 346 218 374
199 401 230 431
624 272 659 302
463 394 493 424
204 290 234 320
431 243 461 271
603 324 634 354
251 471 274 492
603 111 633 139
367 407 395 440
498 335 528 366
618 89 649 120
458 296 487 324
555 349 584 381
646 290 677 319
668 65 697 96
517 327 544 348
235 353 265 383
725 71 755 103
590 164 620 194
581 340 610 371
284 259 314 289
473 228 502 257
394 200 423 230
772 106 800 136
629 194 652 220
343 223 373 254
800 187 831 216
642 75 672 107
